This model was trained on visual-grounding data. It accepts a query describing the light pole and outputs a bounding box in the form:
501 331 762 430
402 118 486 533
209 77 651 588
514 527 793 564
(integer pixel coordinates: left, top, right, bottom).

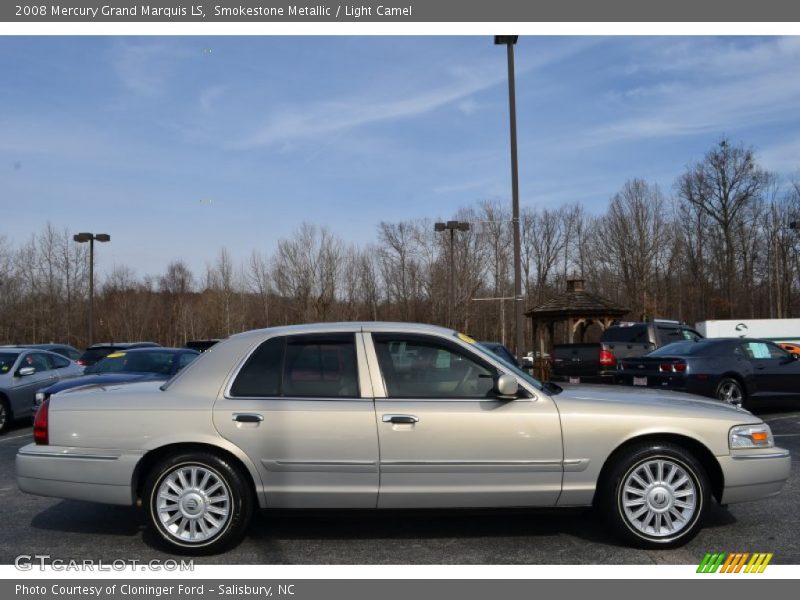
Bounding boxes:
435 220 471 328
73 232 111 346
494 35 525 359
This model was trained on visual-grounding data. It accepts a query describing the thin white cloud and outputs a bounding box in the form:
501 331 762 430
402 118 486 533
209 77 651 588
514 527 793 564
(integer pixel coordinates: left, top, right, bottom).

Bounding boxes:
111 40 189 97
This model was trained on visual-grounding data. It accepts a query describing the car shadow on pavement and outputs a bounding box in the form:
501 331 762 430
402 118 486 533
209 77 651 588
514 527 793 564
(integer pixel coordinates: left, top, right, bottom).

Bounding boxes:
30 500 146 537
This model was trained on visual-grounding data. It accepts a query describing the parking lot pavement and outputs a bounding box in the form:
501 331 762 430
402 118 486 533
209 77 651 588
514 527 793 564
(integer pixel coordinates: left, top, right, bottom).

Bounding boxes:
2 408 799 566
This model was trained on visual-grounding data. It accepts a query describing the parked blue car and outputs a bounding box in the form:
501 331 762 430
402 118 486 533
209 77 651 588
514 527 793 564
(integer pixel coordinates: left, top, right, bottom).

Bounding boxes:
34 347 199 407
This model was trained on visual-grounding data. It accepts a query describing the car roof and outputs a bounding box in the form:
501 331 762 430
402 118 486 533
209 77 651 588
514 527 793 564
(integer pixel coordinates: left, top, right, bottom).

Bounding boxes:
227 321 457 342
97 347 197 355
87 342 160 349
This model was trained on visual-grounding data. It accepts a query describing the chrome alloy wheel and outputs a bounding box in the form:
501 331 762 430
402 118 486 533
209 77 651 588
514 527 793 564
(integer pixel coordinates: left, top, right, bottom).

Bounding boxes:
621 458 697 538
718 381 744 407
155 465 231 544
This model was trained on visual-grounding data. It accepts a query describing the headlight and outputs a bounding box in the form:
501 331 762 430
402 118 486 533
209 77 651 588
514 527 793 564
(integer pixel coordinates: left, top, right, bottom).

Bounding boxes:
729 424 774 449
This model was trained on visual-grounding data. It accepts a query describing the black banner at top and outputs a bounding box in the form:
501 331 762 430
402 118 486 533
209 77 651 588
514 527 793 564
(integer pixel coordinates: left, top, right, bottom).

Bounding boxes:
3 0 800 22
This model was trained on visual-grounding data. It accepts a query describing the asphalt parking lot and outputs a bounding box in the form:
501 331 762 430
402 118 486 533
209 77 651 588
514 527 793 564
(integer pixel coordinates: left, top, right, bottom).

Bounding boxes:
1 407 799 565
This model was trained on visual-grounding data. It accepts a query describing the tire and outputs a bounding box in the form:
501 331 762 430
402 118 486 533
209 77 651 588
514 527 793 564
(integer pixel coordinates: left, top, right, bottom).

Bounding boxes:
144 452 253 554
599 442 710 549
716 377 746 409
0 397 11 434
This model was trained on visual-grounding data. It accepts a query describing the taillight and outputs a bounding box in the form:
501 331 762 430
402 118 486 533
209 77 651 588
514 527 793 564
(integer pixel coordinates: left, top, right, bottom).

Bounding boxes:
659 362 687 373
599 349 616 367
33 398 49 445
76 359 87 366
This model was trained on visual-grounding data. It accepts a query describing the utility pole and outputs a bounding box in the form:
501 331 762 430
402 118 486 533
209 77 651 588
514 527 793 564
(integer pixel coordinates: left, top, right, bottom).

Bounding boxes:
435 220 471 329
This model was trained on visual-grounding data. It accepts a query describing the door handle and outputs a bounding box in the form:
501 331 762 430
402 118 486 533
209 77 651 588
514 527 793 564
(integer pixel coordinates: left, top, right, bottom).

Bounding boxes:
232 413 264 423
382 414 419 424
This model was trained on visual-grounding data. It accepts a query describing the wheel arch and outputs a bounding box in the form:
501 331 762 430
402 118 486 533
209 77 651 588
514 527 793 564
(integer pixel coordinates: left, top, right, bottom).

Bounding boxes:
592 433 724 505
131 442 260 507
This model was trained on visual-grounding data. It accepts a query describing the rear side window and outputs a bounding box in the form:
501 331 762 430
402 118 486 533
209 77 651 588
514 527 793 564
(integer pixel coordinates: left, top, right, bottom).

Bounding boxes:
230 334 359 398
602 325 648 343
51 355 71 369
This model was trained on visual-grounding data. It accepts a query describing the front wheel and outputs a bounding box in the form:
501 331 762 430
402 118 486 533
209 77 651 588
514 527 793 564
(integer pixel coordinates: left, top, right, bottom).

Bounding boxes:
716 378 746 408
599 443 710 548
144 452 253 554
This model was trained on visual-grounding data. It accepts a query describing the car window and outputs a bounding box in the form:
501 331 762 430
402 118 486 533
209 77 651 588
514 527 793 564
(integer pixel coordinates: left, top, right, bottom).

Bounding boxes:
92 351 175 374
373 334 497 399
176 353 198 370
602 325 649 343
63 348 81 360
740 341 788 360
25 352 52 372
230 337 284 397
51 354 71 369
282 335 359 398
0 353 18 374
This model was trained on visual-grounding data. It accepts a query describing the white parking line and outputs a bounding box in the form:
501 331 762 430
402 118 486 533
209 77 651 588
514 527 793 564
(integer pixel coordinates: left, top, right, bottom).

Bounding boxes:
0 432 32 443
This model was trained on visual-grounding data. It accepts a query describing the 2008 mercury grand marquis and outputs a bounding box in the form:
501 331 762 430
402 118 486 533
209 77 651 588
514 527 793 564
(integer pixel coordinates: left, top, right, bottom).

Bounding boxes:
16 322 790 553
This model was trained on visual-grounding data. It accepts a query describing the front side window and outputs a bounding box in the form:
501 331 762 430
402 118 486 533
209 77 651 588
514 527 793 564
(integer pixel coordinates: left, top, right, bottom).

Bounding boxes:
230 333 359 398
373 334 497 399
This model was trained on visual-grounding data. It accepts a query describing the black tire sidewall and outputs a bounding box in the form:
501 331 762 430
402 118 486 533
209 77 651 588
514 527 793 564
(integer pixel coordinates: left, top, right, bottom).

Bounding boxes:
145 452 253 554
0 398 11 433
716 377 746 408
604 444 709 548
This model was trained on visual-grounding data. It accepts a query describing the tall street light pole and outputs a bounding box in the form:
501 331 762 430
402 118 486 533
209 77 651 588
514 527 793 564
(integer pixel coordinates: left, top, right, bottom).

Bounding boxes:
495 35 525 360
73 232 111 346
435 220 471 329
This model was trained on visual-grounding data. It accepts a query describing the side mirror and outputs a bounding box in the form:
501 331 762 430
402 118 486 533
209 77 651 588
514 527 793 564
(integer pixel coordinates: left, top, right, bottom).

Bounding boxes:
496 373 519 399
17 366 36 377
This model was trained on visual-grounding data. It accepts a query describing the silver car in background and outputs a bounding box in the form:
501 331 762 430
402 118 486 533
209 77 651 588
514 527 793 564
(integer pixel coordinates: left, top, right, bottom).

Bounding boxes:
0 347 83 432
16 322 790 554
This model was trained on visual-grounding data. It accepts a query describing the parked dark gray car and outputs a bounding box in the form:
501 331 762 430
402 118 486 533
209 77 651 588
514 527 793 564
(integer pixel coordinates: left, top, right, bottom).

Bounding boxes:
0 348 83 432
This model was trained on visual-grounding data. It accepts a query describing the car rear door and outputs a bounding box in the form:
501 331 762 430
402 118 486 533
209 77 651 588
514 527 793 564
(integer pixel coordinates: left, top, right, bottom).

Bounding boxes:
213 331 379 509
366 330 563 509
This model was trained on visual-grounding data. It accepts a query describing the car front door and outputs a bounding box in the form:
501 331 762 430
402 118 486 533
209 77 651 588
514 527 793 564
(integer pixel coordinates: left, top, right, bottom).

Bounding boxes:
213 331 379 509
366 331 563 509
738 341 793 402
9 352 59 417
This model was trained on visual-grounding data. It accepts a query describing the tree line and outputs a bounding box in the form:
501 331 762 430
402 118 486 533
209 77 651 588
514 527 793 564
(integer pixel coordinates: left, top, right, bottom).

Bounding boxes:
2 138 799 351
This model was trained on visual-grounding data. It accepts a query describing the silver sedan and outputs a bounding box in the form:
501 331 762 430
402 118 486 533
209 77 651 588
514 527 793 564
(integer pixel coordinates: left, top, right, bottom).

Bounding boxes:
0 347 83 432
16 322 790 554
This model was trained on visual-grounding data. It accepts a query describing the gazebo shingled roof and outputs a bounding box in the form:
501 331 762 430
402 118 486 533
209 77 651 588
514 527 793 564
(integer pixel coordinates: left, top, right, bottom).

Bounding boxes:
525 278 630 352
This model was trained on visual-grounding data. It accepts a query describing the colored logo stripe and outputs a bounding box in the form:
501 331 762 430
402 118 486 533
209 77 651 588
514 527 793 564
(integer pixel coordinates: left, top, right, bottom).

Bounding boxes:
697 552 773 573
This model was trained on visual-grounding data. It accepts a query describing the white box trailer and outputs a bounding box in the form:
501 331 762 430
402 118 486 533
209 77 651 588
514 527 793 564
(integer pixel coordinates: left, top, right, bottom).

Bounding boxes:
695 319 800 343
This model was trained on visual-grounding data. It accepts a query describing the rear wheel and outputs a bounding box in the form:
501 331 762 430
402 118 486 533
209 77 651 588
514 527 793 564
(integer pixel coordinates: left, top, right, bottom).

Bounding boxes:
716 378 746 408
144 452 253 554
0 397 11 434
599 443 710 548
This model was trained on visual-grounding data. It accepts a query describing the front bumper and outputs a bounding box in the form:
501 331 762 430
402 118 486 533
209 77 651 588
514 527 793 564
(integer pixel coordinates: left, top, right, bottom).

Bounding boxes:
718 448 791 504
16 443 140 506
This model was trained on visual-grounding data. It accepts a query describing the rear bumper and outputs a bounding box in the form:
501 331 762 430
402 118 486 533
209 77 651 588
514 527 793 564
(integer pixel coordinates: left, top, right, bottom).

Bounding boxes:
16 443 140 506
718 448 791 504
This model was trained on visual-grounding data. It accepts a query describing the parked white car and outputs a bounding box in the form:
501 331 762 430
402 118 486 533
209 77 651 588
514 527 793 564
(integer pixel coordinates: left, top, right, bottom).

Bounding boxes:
17 322 790 554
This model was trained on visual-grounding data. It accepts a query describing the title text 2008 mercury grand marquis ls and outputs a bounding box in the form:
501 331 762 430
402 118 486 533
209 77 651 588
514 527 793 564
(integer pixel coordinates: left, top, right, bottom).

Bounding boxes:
17 322 790 554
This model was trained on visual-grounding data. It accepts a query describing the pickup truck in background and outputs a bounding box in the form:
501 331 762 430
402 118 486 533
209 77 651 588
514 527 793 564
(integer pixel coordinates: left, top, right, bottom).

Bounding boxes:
551 320 703 383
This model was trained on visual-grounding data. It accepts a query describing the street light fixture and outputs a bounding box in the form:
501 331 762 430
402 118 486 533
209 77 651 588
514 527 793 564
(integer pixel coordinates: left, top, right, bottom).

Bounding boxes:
73 232 111 346
434 220 471 328
494 34 525 360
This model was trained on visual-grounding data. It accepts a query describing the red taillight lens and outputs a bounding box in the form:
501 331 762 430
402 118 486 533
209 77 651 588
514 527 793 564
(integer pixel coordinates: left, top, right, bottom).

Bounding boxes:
76 359 87 366
659 362 687 373
659 363 673 372
673 362 687 372
599 349 616 367
33 398 49 445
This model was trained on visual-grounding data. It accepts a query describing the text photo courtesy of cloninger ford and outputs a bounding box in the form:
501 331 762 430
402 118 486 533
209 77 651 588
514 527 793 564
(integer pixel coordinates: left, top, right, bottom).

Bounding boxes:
1 34 800 567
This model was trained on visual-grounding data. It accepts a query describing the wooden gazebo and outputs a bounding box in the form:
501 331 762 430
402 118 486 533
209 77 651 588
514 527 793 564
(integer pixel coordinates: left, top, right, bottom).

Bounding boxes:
525 278 630 359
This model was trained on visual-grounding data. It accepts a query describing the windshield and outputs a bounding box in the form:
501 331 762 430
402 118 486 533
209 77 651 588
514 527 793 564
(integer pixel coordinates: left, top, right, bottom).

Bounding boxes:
464 335 548 393
89 351 175 375
0 353 18 374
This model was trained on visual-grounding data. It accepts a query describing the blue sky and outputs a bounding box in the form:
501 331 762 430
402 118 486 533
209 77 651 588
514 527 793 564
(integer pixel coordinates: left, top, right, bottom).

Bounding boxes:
2 36 800 278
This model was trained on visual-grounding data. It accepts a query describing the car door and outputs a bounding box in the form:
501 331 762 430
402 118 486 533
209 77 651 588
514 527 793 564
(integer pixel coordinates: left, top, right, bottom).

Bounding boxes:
213 331 379 509
9 351 59 417
738 341 787 402
758 342 800 402
366 331 563 509
49 352 81 380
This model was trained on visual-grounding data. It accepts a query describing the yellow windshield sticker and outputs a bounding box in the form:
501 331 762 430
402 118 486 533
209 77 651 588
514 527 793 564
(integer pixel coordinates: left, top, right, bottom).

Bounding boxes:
106 352 126 358
457 332 476 344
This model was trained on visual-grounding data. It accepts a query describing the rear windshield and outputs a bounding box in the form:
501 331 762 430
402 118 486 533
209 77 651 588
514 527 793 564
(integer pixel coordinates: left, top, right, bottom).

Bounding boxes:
80 347 116 362
648 341 714 356
91 351 176 375
0 353 18 374
602 325 648 343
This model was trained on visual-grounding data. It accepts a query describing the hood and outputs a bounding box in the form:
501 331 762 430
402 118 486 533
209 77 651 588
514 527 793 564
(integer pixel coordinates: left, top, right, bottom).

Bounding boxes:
556 383 749 417
45 372 167 395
